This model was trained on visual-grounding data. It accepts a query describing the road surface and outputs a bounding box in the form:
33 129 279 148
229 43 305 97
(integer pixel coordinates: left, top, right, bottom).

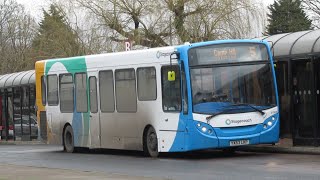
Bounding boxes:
0 145 319 179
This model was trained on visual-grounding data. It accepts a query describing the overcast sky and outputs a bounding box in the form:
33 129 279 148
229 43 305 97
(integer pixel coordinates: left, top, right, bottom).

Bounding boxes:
16 0 50 20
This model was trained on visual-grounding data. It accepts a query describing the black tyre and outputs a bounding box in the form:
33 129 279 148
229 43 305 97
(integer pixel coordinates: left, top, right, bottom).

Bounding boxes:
63 125 74 153
143 126 159 158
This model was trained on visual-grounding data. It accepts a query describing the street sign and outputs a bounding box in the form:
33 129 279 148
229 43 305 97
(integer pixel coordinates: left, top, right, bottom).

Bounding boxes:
125 41 131 51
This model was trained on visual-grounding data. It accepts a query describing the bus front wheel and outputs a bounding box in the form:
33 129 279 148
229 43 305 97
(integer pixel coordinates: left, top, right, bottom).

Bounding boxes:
143 126 159 158
63 125 74 153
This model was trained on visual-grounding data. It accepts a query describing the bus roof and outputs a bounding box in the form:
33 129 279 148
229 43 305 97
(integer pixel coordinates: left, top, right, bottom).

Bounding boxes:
35 39 267 67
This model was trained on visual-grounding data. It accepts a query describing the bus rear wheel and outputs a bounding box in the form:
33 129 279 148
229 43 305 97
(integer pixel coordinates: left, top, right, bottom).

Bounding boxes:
63 125 74 153
143 126 159 158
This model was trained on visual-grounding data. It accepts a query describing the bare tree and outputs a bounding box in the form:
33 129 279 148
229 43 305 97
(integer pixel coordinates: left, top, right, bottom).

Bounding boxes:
302 0 320 28
164 0 265 42
72 0 170 48
56 0 264 52
52 0 118 54
0 0 37 73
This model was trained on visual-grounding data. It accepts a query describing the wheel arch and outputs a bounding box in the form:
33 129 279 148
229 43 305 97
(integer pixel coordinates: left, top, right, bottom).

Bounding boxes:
142 124 160 157
143 124 153 143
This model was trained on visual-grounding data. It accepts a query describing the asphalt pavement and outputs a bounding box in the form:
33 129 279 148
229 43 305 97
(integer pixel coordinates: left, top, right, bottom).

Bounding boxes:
0 144 320 180
0 164 160 180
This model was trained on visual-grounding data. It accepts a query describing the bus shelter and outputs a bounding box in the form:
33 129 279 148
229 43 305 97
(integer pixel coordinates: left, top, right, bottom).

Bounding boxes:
0 70 37 141
256 29 320 146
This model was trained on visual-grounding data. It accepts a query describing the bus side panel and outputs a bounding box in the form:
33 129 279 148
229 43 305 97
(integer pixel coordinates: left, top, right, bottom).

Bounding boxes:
158 131 184 152
96 58 182 151
99 113 141 150
45 57 90 148
45 62 65 145
97 65 176 151
46 105 62 144
156 113 182 152
35 61 48 142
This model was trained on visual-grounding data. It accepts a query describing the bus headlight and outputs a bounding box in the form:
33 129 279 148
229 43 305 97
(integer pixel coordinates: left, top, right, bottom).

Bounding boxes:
201 127 207 132
194 121 214 135
267 121 273 126
272 117 275 121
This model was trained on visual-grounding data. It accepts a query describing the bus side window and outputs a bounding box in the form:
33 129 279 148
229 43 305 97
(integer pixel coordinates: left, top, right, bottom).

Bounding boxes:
137 67 157 101
75 73 88 112
59 74 74 113
99 70 115 112
115 68 137 112
41 75 46 106
161 65 181 112
47 74 59 106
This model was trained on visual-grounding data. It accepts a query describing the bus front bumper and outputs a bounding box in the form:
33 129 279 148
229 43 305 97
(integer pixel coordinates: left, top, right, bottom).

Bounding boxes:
172 119 279 152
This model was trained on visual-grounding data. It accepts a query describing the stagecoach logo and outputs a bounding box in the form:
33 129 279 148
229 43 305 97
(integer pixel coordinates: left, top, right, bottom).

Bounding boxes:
156 51 172 59
225 119 252 125
225 119 231 125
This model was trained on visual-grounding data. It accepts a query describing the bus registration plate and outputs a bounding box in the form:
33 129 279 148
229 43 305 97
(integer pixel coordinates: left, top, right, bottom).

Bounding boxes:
230 140 249 146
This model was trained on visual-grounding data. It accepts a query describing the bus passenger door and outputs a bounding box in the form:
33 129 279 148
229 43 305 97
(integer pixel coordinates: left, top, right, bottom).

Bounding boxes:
88 73 101 148
158 65 186 152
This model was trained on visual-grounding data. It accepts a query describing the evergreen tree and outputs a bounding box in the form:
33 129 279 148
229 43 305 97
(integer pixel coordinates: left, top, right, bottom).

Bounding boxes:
32 4 84 60
266 0 312 35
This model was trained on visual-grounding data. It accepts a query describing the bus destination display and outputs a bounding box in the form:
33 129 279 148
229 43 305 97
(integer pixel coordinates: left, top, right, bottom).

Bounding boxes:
188 43 268 66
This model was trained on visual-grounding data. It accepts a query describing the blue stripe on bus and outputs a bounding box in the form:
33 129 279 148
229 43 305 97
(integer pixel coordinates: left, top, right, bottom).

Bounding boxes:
72 112 83 147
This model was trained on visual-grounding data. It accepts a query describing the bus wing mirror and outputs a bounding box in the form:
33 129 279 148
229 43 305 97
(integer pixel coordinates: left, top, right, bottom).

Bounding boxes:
168 71 176 81
168 51 179 81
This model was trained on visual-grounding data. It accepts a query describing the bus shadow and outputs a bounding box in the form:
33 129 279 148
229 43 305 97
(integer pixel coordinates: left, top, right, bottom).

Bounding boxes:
159 150 271 160
53 147 146 157
63 148 271 160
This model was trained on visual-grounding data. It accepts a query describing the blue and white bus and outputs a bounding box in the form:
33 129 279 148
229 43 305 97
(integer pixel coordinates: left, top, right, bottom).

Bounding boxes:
36 39 279 157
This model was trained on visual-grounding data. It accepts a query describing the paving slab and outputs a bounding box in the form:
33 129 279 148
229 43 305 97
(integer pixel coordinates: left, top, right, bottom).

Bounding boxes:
237 138 320 155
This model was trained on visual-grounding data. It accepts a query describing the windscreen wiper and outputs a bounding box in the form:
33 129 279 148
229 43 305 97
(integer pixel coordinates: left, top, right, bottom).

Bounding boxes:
231 103 265 116
205 103 265 123
206 108 233 122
